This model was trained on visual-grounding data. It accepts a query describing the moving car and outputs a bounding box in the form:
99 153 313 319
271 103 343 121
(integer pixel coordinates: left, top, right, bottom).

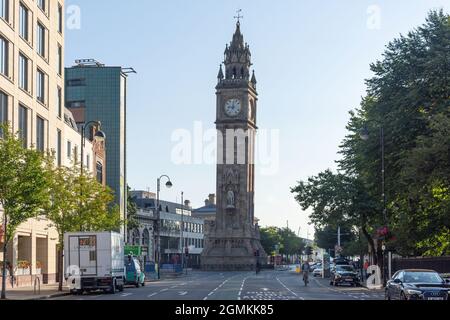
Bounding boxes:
124 255 146 288
330 265 360 287
385 269 450 300
313 266 323 277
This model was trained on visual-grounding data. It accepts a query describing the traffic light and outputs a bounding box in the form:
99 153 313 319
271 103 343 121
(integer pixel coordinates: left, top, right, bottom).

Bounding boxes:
305 246 313 256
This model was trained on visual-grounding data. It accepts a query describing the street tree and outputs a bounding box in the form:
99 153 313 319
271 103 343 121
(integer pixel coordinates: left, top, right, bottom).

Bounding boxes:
0 124 50 299
43 156 122 291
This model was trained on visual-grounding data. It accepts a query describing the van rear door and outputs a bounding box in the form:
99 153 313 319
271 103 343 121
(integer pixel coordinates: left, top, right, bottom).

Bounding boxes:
69 235 98 276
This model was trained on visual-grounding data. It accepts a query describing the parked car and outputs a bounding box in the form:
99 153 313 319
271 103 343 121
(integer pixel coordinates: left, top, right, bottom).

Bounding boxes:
385 269 450 300
313 267 323 277
334 258 351 266
330 265 360 287
124 255 145 288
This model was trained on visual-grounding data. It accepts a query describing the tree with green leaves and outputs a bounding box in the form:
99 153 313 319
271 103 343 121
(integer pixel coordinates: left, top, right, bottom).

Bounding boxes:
260 227 282 256
43 156 122 291
293 10 450 263
338 10 450 257
126 185 140 235
0 124 50 299
260 227 305 261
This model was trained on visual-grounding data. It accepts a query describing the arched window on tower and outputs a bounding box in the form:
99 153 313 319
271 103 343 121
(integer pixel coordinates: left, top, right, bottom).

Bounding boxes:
240 67 244 78
233 67 237 79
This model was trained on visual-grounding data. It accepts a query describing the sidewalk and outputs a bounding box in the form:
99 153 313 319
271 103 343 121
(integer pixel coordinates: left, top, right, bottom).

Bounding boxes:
0 284 70 300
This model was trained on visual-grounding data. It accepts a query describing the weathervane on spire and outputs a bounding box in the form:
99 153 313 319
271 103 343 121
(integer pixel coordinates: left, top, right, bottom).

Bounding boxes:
234 9 243 24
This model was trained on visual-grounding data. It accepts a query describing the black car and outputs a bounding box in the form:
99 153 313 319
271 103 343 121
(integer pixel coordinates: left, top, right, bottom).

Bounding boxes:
385 269 450 300
330 265 360 287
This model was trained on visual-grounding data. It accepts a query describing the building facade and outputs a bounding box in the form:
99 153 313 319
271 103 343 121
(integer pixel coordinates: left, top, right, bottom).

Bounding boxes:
192 194 217 221
130 191 205 268
201 20 266 271
65 60 131 239
0 0 103 288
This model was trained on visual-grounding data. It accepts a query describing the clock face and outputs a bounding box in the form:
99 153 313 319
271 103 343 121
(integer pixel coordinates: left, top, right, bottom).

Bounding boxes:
224 99 241 117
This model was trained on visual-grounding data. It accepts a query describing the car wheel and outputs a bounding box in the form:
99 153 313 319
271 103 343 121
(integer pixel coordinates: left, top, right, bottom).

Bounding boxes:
385 291 391 300
118 284 124 292
135 281 140 288
141 281 145 287
400 292 407 301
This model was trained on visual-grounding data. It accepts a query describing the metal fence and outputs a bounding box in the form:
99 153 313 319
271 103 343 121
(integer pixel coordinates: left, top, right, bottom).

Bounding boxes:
391 256 450 274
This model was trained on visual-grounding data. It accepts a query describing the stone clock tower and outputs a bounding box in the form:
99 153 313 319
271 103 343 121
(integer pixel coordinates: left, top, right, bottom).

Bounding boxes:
201 20 267 271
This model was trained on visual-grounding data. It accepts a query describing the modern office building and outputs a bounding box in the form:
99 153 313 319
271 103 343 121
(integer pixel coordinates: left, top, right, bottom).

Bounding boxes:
65 60 135 239
0 0 102 288
130 191 205 268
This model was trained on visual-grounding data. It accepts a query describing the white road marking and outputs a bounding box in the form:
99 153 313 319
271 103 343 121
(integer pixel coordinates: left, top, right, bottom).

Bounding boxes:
276 277 305 300
204 274 243 301
178 291 188 296
121 293 132 297
147 292 158 298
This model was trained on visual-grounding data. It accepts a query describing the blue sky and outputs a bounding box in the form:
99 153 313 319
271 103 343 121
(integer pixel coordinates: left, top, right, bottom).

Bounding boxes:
65 0 450 238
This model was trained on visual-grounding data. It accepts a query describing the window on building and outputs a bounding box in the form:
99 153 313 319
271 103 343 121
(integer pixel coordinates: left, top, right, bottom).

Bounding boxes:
67 140 71 159
36 116 45 152
0 0 9 22
0 91 7 138
37 69 45 104
57 86 62 118
74 145 78 162
96 161 103 183
57 44 62 75
57 129 61 166
37 0 46 13
19 3 29 41
37 22 46 57
19 53 29 91
18 105 27 147
0 36 8 77
57 4 63 33
67 78 86 87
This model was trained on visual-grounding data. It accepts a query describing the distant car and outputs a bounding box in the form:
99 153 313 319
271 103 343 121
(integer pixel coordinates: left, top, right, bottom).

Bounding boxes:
124 255 145 288
330 265 360 287
313 267 323 277
385 269 450 300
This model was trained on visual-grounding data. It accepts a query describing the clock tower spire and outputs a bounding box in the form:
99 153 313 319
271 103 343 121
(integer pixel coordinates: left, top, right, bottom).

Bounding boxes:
201 17 266 271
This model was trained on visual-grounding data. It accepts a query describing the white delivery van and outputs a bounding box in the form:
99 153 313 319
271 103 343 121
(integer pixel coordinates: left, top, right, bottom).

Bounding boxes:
64 232 125 294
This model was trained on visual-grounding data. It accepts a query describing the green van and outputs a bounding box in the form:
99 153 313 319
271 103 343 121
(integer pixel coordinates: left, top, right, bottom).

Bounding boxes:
124 255 145 287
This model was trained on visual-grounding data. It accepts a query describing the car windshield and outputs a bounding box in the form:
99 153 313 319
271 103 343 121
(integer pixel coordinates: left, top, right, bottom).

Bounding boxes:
403 272 443 284
337 266 354 272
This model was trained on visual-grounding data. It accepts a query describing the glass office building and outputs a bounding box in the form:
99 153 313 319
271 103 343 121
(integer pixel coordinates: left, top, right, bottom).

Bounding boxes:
65 60 129 237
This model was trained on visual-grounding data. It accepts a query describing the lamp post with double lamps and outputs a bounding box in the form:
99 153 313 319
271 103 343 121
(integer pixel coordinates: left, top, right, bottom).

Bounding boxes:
155 175 173 280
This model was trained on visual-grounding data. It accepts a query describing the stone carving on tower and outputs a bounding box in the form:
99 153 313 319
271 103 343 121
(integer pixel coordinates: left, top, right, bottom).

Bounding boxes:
201 14 267 271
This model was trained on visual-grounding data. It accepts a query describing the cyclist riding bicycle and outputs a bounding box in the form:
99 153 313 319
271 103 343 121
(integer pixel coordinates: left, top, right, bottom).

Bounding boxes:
301 261 311 286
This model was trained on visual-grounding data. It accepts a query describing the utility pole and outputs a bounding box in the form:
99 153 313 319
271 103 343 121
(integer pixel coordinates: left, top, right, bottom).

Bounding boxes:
180 192 185 274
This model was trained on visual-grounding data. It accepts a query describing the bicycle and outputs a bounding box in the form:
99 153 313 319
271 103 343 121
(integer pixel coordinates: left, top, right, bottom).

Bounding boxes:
303 272 310 286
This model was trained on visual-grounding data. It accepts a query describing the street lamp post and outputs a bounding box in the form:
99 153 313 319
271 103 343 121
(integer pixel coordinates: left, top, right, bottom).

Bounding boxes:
180 191 185 274
155 175 173 280
360 123 389 286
